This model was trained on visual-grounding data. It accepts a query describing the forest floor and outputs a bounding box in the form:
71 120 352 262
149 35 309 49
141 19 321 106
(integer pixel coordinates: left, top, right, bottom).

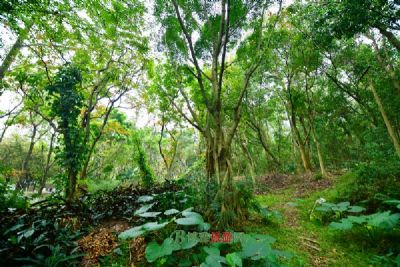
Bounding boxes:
244 173 377 267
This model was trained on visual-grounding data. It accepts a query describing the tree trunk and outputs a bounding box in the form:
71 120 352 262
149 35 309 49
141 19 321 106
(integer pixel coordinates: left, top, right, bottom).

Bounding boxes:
370 34 400 94
239 133 256 185
298 141 312 172
369 81 400 158
251 120 281 168
17 120 37 190
313 132 327 177
0 23 32 81
38 132 55 195
66 169 78 203
377 26 400 53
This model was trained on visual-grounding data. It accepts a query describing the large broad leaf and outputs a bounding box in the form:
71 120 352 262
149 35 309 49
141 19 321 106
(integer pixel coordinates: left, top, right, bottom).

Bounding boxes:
329 219 353 230
383 200 400 210
119 226 145 240
332 202 350 212
182 207 194 213
175 216 204 225
141 222 169 231
164 209 180 215
248 234 276 244
180 235 199 250
367 212 400 229
395 253 400 266
119 222 169 240
383 200 400 205
182 211 203 219
138 212 162 218
198 222 211 231
204 246 220 256
203 246 226 267
134 203 155 215
5 224 24 235
240 236 272 260
347 206 365 213
175 211 204 225
346 215 367 224
145 238 180 262
226 252 243 267
23 228 35 238
137 195 154 203
204 255 226 267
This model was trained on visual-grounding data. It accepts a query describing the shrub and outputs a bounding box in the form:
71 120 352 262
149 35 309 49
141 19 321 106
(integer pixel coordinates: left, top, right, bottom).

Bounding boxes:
336 160 400 210
84 178 121 193
0 178 27 212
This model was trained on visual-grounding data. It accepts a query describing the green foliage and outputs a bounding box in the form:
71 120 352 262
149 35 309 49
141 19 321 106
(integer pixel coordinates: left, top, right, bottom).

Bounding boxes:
131 131 154 188
310 199 366 224
45 64 85 199
0 197 85 266
0 179 27 211
46 64 85 171
336 161 400 209
329 210 400 231
301 0 399 47
370 253 400 267
142 233 291 266
16 244 83 267
84 178 121 193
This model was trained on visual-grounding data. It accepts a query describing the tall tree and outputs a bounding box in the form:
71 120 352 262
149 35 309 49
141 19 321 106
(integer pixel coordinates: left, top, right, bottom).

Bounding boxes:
153 0 272 225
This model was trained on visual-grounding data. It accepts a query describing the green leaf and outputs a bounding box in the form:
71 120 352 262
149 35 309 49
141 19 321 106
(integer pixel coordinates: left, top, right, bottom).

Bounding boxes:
145 238 179 262
179 236 199 250
142 222 169 231
175 216 204 225
198 222 211 231
164 209 180 215
138 212 162 218
331 202 351 212
175 210 205 225
137 195 154 203
329 219 353 230
248 234 276 244
241 236 272 260
226 252 242 267
205 255 226 267
23 228 35 238
182 211 202 219
134 203 155 215
118 226 145 240
203 247 226 267
346 215 367 224
395 253 400 266
5 224 24 235
337 202 350 207
383 200 400 205
347 206 365 213
181 207 194 214
384 200 400 210
203 246 220 256
367 212 400 229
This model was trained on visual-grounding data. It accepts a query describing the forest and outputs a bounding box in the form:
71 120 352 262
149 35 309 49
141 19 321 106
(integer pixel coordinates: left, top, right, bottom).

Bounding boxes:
0 0 399 266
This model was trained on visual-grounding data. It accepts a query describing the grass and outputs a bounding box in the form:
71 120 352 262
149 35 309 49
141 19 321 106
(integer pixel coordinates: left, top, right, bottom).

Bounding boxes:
243 177 381 266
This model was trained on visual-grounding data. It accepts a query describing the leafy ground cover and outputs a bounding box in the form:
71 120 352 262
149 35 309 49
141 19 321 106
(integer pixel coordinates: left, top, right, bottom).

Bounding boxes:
1 172 399 266
251 173 400 267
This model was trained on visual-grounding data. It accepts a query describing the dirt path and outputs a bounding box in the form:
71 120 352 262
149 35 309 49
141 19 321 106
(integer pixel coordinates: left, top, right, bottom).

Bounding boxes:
253 174 371 267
